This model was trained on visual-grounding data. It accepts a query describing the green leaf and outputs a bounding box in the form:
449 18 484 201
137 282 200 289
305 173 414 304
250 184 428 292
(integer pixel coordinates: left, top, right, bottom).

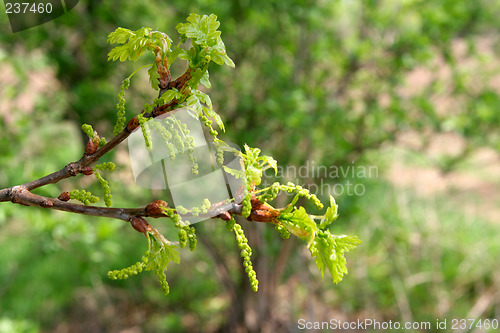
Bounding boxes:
200 70 211 88
156 243 181 266
209 37 235 68
282 194 300 214
309 232 361 283
192 89 212 108
168 47 188 66
152 31 173 56
243 144 261 162
319 196 339 229
282 206 317 244
185 94 203 118
107 26 172 64
176 13 221 47
212 112 225 132
278 203 360 284
108 44 131 62
260 155 278 174
246 164 263 186
148 63 160 90
160 89 184 104
188 67 209 88
136 27 152 37
107 27 133 44
223 166 245 179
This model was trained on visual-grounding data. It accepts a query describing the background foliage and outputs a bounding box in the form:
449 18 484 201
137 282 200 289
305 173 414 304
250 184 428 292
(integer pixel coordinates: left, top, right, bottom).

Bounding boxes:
1 0 500 332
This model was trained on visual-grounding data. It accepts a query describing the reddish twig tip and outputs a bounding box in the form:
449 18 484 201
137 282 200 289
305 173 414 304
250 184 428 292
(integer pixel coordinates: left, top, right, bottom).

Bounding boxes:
146 200 169 216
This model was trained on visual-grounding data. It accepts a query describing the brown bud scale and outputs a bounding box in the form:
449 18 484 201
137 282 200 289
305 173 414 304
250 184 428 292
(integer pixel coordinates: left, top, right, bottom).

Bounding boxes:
130 216 149 233
146 200 168 216
219 212 231 221
58 192 70 201
85 139 98 155
126 116 140 132
81 167 94 175
250 209 280 223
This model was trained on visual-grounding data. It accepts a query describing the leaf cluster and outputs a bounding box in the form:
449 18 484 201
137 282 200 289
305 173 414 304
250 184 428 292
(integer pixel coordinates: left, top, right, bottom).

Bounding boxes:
176 13 235 68
278 196 361 283
240 144 277 187
107 27 172 62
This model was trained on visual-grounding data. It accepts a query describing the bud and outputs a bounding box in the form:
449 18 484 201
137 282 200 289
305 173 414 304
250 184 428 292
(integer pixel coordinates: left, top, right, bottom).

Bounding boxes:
130 216 149 234
42 200 54 207
58 191 70 202
219 212 231 221
85 139 98 155
146 200 168 216
81 167 94 175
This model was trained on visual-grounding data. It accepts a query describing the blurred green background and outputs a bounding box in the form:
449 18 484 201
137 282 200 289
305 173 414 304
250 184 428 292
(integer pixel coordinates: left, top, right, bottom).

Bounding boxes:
1 0 500 332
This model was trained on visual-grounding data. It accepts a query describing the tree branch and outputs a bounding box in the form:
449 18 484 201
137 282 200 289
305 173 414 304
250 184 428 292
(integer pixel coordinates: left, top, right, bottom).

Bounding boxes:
1 184 245 222
0 66 279 236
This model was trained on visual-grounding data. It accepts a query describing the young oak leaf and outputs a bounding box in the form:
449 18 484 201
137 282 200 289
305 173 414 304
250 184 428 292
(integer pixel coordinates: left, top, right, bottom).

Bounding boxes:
280 206 317 246
309 232 361 284
319 196 339 229
107 27 134 44
209 37 235 68
176 13 221 47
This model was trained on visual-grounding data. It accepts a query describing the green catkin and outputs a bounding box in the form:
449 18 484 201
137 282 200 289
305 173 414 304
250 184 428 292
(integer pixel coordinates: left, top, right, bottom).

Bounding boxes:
162 207 197 251
108 239 174 296
257 182 280 203
275 224 291 239
94 170 112 207
137 113 152 151
172 127 185 154
94 162 116 172
99 137 108 147
157 118 177 160
191 207 200 216
214 139 224 165
69 189 99 205
226 218 236 232
113 77 130 136
188 146 198 174
157 116 197 171
175 206 188 215
178 229 188 248
163 118 182 152
158 271 170 295
276 183 323 209
241 191 252 218
231 222 258 292
152 119 173 141
188 231 197 251
201 115 223 164
201 199 211 214
149 119 174 156
178 123 198 174
81 124 95 138
108 258 146 279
